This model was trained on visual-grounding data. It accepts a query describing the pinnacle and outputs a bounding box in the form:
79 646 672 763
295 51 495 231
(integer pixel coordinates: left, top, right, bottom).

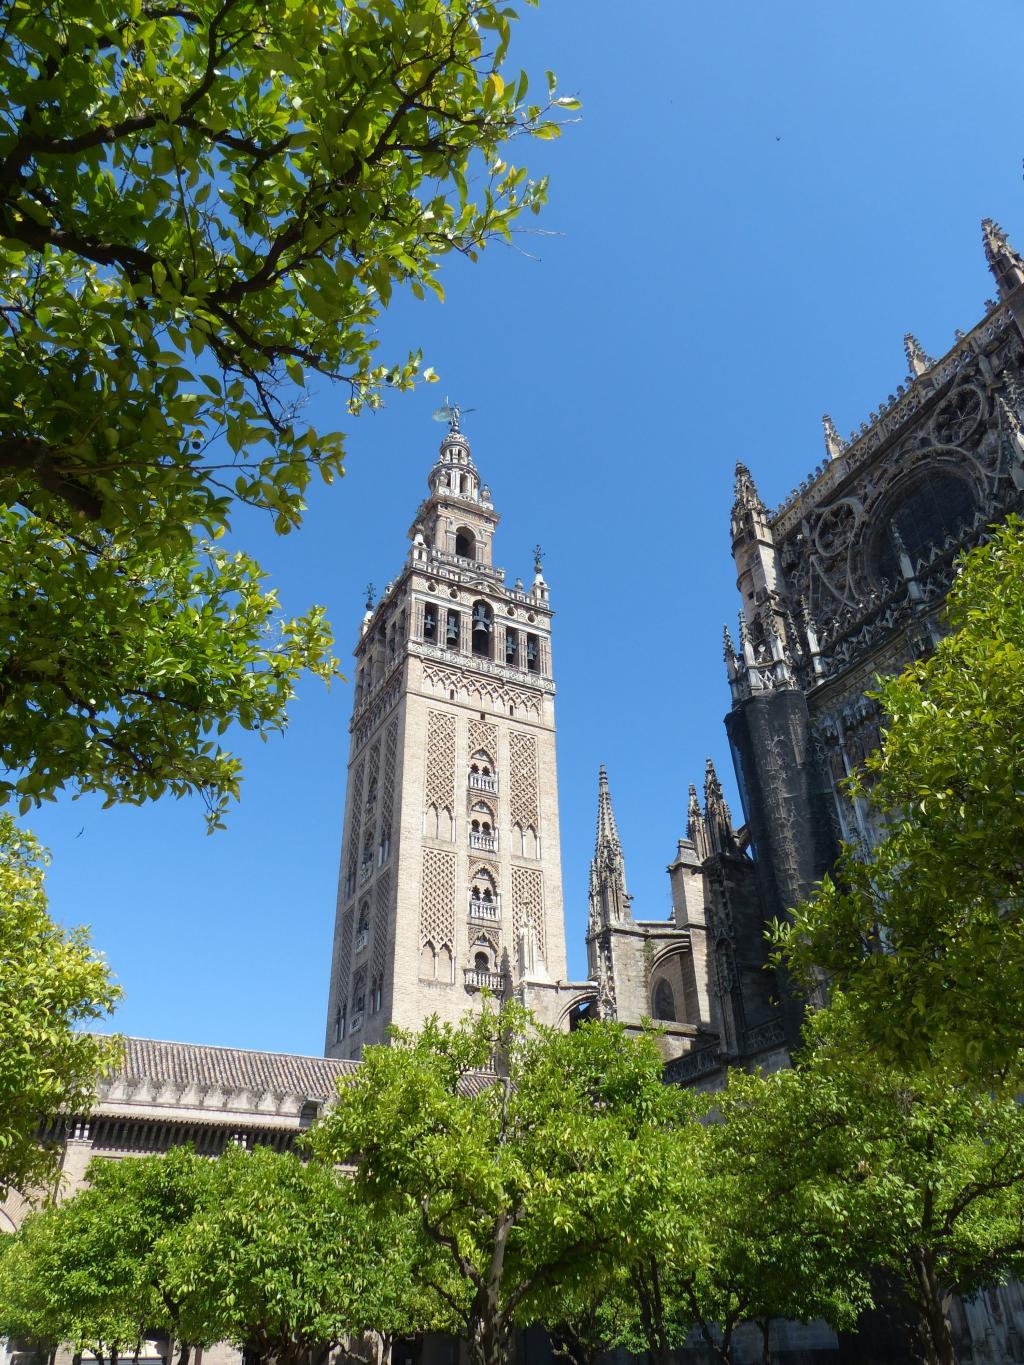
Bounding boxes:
822 413 847 460
903 332 935 378
595 764 622 855
982 218 1024 296
732 460 766 513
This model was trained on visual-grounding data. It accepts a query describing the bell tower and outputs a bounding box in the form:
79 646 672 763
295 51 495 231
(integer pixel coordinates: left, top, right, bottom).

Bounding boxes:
324 411 567 1058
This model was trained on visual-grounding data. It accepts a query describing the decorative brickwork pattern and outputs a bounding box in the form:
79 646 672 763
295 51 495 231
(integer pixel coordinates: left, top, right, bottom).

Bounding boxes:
511 866 545 958
382 719 398 816
420 848 456 951
468 718 499 764
372 870 391 983
336 906 354 1018
424 710 457 812
346 758 366 898
508 731 539 828
421 662 542 717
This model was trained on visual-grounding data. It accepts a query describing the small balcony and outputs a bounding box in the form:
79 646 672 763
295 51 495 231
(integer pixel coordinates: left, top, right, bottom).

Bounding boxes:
354 928 369 953
350 1013 363 1034
359 860 374 886
469 899 500 921
469 831 497 853
463 968 505 994
468 773 498 794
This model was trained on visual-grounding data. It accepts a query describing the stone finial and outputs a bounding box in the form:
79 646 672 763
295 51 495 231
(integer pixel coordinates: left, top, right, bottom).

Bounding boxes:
903 333 935 378
982 218 1024 297
722 623 736 662
822 414 847 461
686 783 702 839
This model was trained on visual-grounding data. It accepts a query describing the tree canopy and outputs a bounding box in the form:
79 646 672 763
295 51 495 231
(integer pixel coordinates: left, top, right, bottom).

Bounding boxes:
779 516 1024 1081
309 1006 692 1365
0 0 569 825
0 815 120 1201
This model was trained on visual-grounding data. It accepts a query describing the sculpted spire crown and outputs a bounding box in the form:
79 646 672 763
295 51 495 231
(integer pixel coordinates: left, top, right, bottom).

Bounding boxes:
703 757 738 857
903 332 935 378
733 461 766 514
822 414 847 460
588 765 631 928
686 783 703 841
982 218 1024 297
595 763 622 856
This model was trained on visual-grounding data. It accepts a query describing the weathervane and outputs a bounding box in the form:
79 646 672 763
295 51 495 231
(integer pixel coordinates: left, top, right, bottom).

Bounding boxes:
364 582 376 611
533 544 544 573
432 396 476 435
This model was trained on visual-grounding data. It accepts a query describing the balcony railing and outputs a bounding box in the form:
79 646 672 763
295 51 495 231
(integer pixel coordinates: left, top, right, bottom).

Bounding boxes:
359 860 374 885
463 968 505 993
469 832 497 852
468 773 498 794
469 899 500 920
354 928 369 953
349 1013 363 1034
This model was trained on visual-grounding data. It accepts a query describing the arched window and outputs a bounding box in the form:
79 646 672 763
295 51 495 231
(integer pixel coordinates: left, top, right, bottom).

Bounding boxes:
333 1003 346 1042
474 950 490 973
653 978 676 1022
870 471 976 587
356 901 370 940
420 942 436 980
446 609 461 650
438 945 453 983
352 967 367 1015
423 605 437 642
525 633 540 674
471 601 493 658
455 527 476 560
505 628 519 667
378 821 391 865
370 974 383 1013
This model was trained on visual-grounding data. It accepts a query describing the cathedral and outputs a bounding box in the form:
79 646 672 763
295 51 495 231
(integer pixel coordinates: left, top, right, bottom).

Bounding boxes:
4 219 1024 1361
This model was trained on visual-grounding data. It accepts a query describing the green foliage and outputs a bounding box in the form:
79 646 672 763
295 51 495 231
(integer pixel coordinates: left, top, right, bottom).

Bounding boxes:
779 516 1024 1081
0 815 120 1200
0 0 567 825
309 1006 690 1365
165 1145 448 1363
0 1146 217 1357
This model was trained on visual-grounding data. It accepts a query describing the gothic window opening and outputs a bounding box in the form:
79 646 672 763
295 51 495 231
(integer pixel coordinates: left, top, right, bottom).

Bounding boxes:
420 941 436 980
505 628 519 667
474 950 490 973
446 609 461 650
438 944 453 983
525 633 540 674
870 471 976 588
370 974 383 1013
333 1003 346 1042
424 605 438 642
653 978 676 1022
455 527 476 560
378 821 392 865
472 601 493 658
569 1000 597 1031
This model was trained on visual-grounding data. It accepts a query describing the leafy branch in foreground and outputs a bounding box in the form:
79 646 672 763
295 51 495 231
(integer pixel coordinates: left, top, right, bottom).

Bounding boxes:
0 0 573 822
0 816 120 1201
777 516 1024 1081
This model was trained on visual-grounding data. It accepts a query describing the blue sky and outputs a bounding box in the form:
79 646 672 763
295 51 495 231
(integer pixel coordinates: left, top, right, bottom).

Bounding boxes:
29 0 1024 1053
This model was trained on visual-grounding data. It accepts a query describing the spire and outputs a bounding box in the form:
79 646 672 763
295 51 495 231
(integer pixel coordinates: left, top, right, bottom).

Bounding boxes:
822 414 847 460
595 764 621 856
703 757 738 857
687 783 702 840
733 460 766 514
982 219 1024 297
903 332 935 378
589 766 631 928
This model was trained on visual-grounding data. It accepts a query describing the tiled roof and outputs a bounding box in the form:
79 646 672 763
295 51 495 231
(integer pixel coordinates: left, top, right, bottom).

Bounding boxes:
116 1037 359 1098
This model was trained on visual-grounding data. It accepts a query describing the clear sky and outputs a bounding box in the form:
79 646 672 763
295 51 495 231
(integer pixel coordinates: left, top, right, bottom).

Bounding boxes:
28 0 1024 1054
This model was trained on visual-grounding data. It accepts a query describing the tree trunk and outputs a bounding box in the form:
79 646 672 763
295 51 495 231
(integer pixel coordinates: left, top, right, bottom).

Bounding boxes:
910 1250 957 1365
758 1318 776 1364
